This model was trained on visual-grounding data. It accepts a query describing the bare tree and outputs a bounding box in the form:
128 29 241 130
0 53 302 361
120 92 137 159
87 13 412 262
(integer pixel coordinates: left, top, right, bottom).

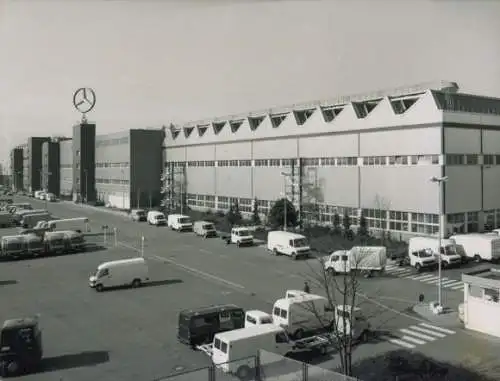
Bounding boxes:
373 195 391 243
301 167 324 226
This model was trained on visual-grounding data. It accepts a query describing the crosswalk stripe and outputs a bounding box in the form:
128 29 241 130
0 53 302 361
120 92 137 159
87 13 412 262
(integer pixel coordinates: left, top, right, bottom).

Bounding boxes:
419 323 456 335
406 274 428 279
426 278 450 284
410 274 436 280
408 325 446 338
400 328 436 341
399 335 426 345
444 281 463 287
441 279 460 285
450 284 464 290
387 268 410 274
396 271 415 276
420 276 440 282
381 336 416 349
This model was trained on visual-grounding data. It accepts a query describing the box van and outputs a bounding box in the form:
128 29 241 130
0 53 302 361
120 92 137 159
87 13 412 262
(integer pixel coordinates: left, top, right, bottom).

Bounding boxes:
408 237 463 267
272 292 334 339
177 304 245 347
0 235 25 259
244 310 273 328
193 220 217 238
168 214 193 231
13 209 47 225
89 258 150 292
450 234 500 262
23 234 44 257
64 231 86 252
324 246 387 276
226 227 254 247
267 231 310 259
44 231 69 254
47 218 90 233
0 212 13 228
212 325 294 379
34 191 44 199
21 213 51 228
130 209 147 222
147 211 166 226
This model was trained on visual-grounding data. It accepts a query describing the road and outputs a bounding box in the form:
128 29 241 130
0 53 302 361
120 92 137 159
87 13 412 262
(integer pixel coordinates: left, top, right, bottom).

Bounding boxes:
1 196 498 380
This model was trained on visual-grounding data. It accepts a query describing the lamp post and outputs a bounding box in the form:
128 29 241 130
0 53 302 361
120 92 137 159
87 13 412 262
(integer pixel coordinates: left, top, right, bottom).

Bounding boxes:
430 175 448 308
281 172 292 231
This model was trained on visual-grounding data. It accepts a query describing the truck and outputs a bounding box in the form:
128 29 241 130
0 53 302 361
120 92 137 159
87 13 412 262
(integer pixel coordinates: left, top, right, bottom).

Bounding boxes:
324 246 387 277
167 214 193 231
12 209 47 226
450 234 500 262
244 310 273 328
267 231 311 259
47 217 90 233
399 244 438 271
193 220 218 238
64 231 86 253
20 213 51 229
0 317 43 377
408 237 463 267
0 235 25 259
203 306 369 380
224 227 254 247
43 231 68 254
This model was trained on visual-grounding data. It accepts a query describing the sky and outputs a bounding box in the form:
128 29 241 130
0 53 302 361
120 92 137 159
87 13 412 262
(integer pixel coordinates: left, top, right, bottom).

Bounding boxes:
1 0 500 169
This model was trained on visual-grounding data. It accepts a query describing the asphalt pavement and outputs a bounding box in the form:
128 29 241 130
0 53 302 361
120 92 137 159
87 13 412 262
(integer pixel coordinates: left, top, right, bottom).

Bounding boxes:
2 196 498 380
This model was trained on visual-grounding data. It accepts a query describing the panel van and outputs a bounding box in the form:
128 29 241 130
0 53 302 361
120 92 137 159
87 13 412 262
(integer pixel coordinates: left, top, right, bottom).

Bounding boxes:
147 211 166 226
193 220 217 238
177 304 245 347
21 213 51 229
168 214 193 232
267 231 311 259
244 310 273 328
89 258 149 292
450 234 500 262
408 237 462 267
13 209 47 225
47 218 90 233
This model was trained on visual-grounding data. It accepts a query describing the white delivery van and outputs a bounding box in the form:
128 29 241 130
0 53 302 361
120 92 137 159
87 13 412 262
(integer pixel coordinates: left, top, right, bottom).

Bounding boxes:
34 190 44 199
267 231 311 259
48 217 90 233
244 310 273 328
21 213 51 228
226 227 254 247
89 257 150 292
324 246 387 277
44 231 69 254
212 325 294 380
193 220 218 238
64 230 86 252
408 237 463 267
450 234 500 262
167 214 193 231
147 211 166 226
272 293 334 339
13 209 47 225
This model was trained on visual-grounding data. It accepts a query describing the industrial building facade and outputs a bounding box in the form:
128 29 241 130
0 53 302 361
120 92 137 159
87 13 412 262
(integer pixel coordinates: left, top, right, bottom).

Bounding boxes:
10 147 24 191
163 81 500 238
23 137 50 193
95 129 164 209
72 123 96 203
41 140 60 196
59 139 73 198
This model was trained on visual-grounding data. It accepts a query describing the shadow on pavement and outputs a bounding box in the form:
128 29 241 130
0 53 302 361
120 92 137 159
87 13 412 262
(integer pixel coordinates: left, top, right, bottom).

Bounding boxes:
40 350 110 373
102 279 183 292
0 280 18 286
84 244 107 253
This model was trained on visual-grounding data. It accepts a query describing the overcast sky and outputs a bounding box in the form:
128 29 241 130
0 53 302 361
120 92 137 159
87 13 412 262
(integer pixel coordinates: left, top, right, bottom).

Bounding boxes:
1 0 500 167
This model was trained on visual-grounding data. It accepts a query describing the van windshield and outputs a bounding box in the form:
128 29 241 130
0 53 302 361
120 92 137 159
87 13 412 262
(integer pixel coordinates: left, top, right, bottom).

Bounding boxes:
95 268 109 278
155 215 165 220
292 238 308 247
136 211 146 216
237 230 250 236
442 245 457 255
179 217 191 224
260 316 273 324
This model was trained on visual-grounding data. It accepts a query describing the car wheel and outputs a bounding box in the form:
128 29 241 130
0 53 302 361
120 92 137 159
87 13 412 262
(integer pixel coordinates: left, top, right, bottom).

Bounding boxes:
132 279 141 288
415 263 421 272
272 248 278 256
96 284 104 292
5 359 20 376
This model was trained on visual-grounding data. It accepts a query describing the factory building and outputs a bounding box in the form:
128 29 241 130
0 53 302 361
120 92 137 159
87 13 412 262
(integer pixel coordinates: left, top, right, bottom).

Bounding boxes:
10 147 24 191
59 138 73 199
23 137 50 193
41 139 61 196
72 123 96 203
163 80 500 239
95 129 164 209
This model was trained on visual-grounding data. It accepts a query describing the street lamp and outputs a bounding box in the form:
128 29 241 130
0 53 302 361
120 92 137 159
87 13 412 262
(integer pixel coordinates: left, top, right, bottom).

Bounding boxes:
430 175 448 309
281 172 292 231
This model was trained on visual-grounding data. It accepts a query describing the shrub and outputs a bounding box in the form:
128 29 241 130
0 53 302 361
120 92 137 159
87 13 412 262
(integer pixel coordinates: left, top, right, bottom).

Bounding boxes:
251 198 261 225
268 198 298 229
226 200 242 227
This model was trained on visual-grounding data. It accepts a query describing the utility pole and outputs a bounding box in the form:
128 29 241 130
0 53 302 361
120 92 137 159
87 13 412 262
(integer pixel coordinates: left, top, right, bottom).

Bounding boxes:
281 172 292 231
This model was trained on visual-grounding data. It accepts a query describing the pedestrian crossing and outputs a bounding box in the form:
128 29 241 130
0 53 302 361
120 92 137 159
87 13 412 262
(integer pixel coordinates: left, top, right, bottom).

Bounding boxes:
385 264 464 290
381 322 456 349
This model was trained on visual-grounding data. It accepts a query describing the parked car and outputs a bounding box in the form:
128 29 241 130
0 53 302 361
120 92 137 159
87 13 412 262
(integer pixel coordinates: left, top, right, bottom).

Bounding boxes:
130 209 147 222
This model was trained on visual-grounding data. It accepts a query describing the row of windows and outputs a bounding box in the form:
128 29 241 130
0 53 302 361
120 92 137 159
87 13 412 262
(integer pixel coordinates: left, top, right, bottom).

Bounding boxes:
95 178 130 185
95 137 129 147
95 162 130 168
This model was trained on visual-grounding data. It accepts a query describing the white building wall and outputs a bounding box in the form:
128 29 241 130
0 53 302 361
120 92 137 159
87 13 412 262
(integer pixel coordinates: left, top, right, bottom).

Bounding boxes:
186 145 215 161
165 147 186 162
482 130 500 153
186 167 215 195
299 134 358 157
465 291 500 338
253 167 285 200
444 166 482 213
483 167 500 211
317 167 359 207
444 128 481 153
215 142 252 160
216 167 252 198
252 139 297 159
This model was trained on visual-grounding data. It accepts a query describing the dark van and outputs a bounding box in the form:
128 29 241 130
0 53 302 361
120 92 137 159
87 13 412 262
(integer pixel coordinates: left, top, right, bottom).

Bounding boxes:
177 304 245 347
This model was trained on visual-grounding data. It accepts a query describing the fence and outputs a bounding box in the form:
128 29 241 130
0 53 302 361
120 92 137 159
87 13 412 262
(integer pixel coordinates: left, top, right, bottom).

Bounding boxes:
154 350 360 381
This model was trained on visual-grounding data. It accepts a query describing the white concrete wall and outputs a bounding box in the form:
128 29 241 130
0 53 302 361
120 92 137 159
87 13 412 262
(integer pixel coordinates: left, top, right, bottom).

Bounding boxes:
482 130 500 153
215 142 252 160
165 147 186 162
252 139 297 159
444 128 480 153
253 167 284 200
216 167 252 198
317 167 359 207
483 167 500 210
186 145 215 161
444 166 482 213
299 134 358 157
465 292 500 338
186 167 215 195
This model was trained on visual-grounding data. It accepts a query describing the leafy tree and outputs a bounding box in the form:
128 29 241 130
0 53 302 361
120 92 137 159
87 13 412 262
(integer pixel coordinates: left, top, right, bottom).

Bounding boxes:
342 214 351 231
226 200 242 227
251 198 261 225
268 198 297 229
332 213 341 234
358 213 368 237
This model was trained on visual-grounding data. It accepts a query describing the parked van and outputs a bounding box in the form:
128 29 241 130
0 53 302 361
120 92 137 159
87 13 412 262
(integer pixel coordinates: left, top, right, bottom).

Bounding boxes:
177 304 245 347
64 231 86 252
244 310 273 328
408 237 463 267
8 203 32 213
0 235 25 259
33 190 44 199
212 325 294 379
21 213 51 228
272 292 334 339
226 227 254 247
44 231 68 254
193 220 217 238
147 211 166 226
23 234 44 257
13 209 47 225
0 212 13 228
47 218 90 233
267 231 310 259
168 214 193 231
324 246 387 276
130 209 147 222
450 234 500 262
89 258 149 292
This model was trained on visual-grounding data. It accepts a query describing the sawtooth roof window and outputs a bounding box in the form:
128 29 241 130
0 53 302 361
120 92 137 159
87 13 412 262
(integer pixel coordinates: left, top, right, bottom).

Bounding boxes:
248 116 265 131
197 125 209 136
184 127 194 138
353 100 381 118
270 113 288 128
230 120 244 133
320 106 344 122
212 122 226 135
171 129 180 139
432 91 500 115
294 109 315 125
390 96 419 114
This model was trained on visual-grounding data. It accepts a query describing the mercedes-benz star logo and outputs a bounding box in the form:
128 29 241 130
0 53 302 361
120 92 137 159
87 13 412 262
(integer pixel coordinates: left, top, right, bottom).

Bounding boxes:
73 87 96 114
